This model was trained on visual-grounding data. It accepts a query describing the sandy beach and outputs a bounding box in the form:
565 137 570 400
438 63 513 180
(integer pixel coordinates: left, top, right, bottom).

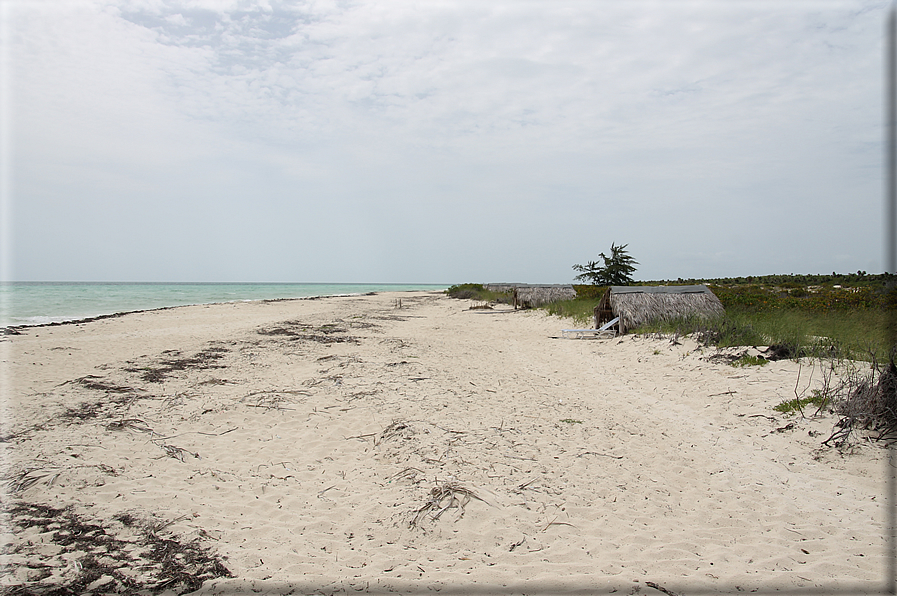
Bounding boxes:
0 291 890 595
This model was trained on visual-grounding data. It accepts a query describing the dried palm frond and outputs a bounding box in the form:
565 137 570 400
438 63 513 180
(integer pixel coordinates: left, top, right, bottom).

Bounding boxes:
410 481 485 527
6 469 61 494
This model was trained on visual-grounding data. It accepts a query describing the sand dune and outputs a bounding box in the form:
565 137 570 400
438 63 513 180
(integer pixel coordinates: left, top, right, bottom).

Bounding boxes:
1 291 889 594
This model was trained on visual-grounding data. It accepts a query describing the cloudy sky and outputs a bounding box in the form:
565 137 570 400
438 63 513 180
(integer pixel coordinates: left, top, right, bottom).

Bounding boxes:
1 0 888 283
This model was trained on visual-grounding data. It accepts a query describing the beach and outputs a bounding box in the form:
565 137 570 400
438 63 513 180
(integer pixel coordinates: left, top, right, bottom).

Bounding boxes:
1 291 889 594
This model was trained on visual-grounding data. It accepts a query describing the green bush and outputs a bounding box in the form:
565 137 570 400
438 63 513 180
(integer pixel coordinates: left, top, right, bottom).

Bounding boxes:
572 285 608 300
445 284 511 303
731 354 768 367
774 391 827 414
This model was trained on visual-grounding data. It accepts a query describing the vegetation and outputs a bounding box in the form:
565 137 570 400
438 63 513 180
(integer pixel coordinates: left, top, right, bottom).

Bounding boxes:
573 243 638 286
774 391 827 414
646 271 892 288
731 354 768 368
444 284 511 303
448 271 897 446
448 272 896 362
543 296 602 327
551 278 895 363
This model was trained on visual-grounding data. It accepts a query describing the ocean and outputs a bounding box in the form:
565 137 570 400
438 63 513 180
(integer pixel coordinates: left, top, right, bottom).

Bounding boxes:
0 282 448 328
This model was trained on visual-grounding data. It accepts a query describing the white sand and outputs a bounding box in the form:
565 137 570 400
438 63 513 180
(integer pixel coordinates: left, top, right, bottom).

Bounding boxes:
1 291 889 594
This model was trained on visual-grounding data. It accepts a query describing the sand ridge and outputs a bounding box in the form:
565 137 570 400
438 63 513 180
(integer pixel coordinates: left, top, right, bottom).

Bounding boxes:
0 291 889 594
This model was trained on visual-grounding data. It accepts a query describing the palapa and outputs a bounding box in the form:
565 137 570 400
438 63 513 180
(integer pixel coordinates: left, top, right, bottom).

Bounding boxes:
485 284 576 309
594 285 724 334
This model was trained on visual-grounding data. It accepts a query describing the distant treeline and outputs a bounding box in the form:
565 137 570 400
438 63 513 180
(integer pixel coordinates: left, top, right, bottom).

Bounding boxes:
644 272 893 288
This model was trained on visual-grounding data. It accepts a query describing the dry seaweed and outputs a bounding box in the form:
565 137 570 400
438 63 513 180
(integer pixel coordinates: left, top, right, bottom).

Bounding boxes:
126 347 229 383
105 418 153 433
2 503 231 594
410 481 485 527
70 375 135 394
59 402 103 422
258 320 358 344
155 442 200 462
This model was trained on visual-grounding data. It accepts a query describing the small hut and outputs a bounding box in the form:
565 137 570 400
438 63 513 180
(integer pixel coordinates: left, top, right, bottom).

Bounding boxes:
485 284 576 309
594 285 724 334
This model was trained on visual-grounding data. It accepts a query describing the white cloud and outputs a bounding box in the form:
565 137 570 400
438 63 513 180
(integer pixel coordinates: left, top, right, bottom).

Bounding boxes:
6 0 889 282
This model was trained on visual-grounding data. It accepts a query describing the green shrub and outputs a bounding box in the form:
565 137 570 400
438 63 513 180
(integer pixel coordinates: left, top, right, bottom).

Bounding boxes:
774 391 827 414
445 284 512 303
572 285 608 300
731 354 768 367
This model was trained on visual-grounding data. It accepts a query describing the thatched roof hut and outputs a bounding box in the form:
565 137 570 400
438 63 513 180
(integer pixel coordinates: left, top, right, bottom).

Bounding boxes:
485 284 576 309
595 285 724 333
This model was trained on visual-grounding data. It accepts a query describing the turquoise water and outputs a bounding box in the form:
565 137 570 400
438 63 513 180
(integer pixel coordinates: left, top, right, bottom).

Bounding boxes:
0 283 447 328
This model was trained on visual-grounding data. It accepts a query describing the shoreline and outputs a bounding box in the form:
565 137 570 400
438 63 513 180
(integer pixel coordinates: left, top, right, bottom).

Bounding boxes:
1 283 448 330
1 289 440 333
1 291 889 594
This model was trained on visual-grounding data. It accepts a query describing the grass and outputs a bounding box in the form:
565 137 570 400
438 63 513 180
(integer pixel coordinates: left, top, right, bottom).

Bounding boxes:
542 298 600 327
630 309 891 362
537 282 894 363
774 391 827 414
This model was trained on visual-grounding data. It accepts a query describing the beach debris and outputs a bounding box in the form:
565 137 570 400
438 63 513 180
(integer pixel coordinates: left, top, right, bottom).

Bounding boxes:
154 441 200 462
576 451 623 459
258 320 357 344
5 468 61 494
317 485 338 500
389 467 425 484
645 581 682 596
105 418 153 433
70 374 136 394
410 480 486 527
125 346 229 383
823 359 897 447
538 516 576 532
241 389 307 411
2 503 231 594
60 401 103 421
377 420 414 445
774 422 796 433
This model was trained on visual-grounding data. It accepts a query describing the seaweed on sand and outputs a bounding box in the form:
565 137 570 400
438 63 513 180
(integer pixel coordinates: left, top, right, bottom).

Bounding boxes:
70 375 135 394
257 320 358 344
2 503 231 595
125 347 229 383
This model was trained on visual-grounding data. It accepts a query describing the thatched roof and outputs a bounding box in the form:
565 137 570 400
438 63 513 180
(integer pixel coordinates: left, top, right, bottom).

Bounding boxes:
485 284 576 309
515 285 576 308
597 285 724 332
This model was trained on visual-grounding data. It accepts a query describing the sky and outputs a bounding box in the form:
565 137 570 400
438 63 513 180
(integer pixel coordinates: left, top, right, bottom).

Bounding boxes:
0 0 889 283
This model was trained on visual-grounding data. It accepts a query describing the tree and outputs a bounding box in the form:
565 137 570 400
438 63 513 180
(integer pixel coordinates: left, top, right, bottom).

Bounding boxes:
573 243 638 286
